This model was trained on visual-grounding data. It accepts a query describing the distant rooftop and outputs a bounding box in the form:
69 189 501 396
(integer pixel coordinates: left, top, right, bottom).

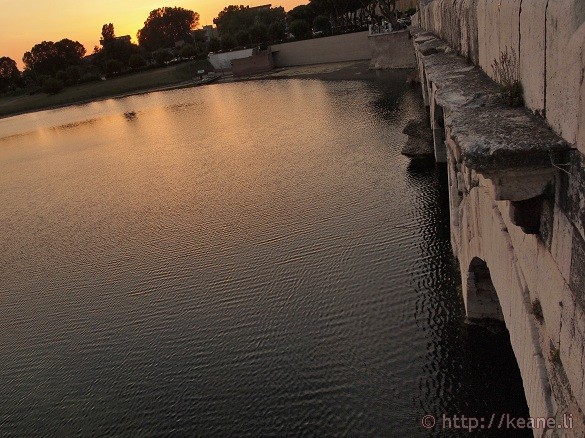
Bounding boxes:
248 4 271 10
100 35 131 46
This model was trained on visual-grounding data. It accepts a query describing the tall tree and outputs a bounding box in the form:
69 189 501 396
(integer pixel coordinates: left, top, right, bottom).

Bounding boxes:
289 19 312 40
378 0 399 27
214 5 256 37
101 23 116 42
249 23 268 45
214 5 286 44
23 39 86 77
0 57 20 92
255 6 286 27
268 21 286 43
313 15 332 35
55 39 87 66
94 23 142 71
23 41 54 76
287 5 317 24
137 7 199 51
361 0 378 23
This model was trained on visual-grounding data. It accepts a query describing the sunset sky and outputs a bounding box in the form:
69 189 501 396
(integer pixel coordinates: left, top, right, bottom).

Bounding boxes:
0 0 307 69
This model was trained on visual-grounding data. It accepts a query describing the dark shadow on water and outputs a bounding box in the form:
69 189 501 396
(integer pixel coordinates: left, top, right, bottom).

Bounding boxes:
367 69 410 116
406 158 437 174
404 159 531 437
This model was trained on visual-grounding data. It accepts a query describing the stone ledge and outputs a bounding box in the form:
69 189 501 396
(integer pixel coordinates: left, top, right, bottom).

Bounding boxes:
411 27 570 175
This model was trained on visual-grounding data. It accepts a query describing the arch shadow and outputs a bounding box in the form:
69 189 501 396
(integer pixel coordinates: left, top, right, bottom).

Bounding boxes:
465 257 505 321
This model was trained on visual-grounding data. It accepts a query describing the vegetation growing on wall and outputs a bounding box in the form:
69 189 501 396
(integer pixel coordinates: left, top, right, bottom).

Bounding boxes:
492 47 524 107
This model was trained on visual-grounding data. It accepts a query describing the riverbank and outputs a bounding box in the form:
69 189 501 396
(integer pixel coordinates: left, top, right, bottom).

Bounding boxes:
235 61 379 82
0 61 412 120
0 59 213 119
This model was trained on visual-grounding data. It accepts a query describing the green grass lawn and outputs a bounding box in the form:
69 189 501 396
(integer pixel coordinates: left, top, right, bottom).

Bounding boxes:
0 59 214 118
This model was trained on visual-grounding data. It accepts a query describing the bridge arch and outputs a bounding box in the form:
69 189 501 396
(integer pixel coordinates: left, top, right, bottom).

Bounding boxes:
457 186 555 425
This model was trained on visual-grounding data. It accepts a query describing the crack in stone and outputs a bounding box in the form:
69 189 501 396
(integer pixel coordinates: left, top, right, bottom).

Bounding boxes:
544 0 550 119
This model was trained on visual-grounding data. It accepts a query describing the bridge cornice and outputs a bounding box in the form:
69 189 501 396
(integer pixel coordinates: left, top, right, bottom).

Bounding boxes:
412 28 570 205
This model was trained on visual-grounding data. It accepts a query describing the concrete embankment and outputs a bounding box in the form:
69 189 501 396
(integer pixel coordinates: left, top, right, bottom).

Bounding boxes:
369 30 417 69
271 30 416 70
271 32 371 67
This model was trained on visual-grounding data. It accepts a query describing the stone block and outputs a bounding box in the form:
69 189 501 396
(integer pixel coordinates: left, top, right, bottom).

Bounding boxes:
578 40 585 156
421 3 432 32
560 284 585 412
561 283 576 337
498 205 540 295
551 207 574 285
575 300 585 353
481 168 556 202
498 0 521 56
540 196 555 251
435 0 454 49
570 231 585 310
477 0 499 78
535 244 565 346
567 332 584 406
459 0 479 64
519 1 547 113
556 152 585 245
560 317 574 367
427 1 440 35
545 0 585 143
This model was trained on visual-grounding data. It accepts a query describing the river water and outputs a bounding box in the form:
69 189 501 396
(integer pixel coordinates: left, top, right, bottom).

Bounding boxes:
0 70 530 436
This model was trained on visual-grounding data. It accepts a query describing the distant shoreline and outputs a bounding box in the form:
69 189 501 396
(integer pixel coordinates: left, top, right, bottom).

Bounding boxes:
0 76 222 121
0 59 215 120
0 61 404 121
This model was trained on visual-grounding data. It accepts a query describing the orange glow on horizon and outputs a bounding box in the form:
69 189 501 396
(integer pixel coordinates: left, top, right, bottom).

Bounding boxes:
0 0 307 69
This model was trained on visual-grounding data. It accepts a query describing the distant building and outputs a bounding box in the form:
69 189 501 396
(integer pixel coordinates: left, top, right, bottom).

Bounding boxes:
100 35 131 46
248 4 271 11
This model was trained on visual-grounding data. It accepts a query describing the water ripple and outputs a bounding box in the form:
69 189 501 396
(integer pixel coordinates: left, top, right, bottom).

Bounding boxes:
0 74 529 437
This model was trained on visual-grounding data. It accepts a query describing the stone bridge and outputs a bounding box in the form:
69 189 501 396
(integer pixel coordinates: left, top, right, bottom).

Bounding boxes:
410 1 585 436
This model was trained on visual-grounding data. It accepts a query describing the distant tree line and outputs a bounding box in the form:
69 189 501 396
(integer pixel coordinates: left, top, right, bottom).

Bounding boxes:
0 57 21 93
287 0 415 38
211 1 415 51
87 7 206 84
0 2 416 96
212 5 288 51
0 6 206 96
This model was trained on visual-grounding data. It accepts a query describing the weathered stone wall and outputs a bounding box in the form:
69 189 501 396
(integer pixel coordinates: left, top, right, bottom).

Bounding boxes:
414 0 585 152
416 0 479 64
411 2 585 430
271 32 371 67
